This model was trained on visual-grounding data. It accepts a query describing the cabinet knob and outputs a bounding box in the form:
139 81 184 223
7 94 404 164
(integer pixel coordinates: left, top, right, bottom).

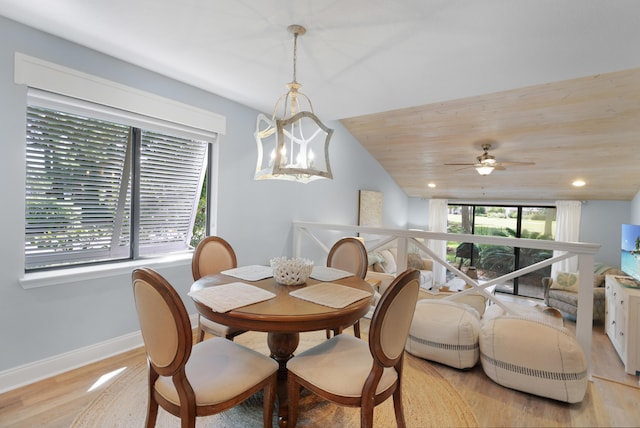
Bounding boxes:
620 332 624 336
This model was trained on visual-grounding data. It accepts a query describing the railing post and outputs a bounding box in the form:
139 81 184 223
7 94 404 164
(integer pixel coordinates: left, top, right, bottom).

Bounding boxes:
396 237 408 273
576 253 595 379
292 224 302 258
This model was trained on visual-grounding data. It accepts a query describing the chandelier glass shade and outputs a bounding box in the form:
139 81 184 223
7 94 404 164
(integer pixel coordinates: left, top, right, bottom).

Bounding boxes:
254 25 333 183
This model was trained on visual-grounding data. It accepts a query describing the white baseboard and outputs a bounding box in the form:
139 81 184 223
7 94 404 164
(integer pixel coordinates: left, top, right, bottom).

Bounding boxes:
0 314 200 394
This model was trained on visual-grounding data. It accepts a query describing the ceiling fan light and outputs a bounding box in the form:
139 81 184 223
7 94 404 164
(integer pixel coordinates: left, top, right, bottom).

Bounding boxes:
483 157 496 165
475 165 494 175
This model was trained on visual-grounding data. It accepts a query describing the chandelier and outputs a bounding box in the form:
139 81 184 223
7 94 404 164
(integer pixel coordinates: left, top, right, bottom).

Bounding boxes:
254 25 333 183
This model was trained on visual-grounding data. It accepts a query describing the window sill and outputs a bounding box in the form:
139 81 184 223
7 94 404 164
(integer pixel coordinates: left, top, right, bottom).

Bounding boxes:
19 252 193 289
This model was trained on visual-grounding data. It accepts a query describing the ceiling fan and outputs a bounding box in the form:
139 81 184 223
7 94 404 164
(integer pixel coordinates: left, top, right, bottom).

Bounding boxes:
445 143 535 175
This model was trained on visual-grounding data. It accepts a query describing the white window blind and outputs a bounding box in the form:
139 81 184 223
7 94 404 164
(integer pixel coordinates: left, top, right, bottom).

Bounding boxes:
17 55 222 271
25 102 210 270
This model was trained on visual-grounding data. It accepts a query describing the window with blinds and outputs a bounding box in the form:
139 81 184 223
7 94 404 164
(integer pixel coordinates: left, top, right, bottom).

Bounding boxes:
25 106 210 270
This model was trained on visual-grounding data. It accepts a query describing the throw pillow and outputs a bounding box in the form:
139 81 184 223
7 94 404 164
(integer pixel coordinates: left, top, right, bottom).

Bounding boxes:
407 253 424 270
550 271 579 293
603 267 627 277
593 274 605 288
379 249 397 274
367 252 384 266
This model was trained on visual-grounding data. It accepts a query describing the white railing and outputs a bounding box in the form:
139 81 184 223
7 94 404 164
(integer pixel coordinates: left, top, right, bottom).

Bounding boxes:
293 221 601 376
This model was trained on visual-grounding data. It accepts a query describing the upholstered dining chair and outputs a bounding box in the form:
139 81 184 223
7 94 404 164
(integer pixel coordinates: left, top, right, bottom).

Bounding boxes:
132 267 278 428
287 269 420 428
192 236 246 342
326 237 369 338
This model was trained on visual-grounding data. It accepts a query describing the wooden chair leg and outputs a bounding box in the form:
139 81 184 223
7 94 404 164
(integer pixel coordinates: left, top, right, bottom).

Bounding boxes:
196 316 205 343
145 378 159 428
353 320 361 338
287 375 301 428
392 386 406 428
360 402 375 428
263 374 277 428
145 398 159 428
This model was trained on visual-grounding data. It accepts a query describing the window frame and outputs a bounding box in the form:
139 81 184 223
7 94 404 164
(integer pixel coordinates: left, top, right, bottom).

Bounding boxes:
447 203 556 297
15 53 225 287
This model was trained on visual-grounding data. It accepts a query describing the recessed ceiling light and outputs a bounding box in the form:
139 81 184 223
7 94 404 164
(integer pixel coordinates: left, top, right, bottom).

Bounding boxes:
572 180 586 187
428 183 436 188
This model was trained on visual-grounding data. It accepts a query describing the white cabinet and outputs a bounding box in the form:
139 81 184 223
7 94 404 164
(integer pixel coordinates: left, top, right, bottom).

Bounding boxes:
605 275 640 375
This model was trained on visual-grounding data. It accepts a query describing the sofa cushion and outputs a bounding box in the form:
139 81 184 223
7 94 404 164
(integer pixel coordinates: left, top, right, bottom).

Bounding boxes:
548 289 579 306
479 317 588 403
405 300 481 369
548 287 606 322
550 272 579 293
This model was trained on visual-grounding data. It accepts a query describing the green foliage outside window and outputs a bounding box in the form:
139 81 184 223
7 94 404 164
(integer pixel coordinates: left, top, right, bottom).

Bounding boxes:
190 174 207 248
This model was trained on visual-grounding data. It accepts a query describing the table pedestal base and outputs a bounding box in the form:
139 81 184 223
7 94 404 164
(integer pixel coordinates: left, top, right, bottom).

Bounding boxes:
267 332 300 428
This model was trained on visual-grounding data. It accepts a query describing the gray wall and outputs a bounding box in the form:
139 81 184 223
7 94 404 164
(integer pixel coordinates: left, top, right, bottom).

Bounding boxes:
631 191 640 225
0 16 407 372
580 201 630 267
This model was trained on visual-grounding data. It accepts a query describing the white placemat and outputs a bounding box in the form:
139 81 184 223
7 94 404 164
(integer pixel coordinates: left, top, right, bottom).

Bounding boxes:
309 266 354 281
289 283 372 308
189 282 276 312
221 265 273 281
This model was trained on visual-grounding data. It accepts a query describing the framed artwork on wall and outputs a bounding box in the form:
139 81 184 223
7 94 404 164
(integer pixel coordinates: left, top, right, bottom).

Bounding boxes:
358 190 383 228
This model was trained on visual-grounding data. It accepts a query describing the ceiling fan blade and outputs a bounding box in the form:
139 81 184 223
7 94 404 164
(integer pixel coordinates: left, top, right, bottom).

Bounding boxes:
496 161 536 167
446 143 535 173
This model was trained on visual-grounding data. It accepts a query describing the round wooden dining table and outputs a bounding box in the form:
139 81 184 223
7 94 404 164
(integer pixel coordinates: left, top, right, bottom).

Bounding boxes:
190 272 374 427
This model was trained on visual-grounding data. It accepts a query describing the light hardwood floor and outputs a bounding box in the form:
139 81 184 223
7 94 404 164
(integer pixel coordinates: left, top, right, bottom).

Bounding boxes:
1 314 639 427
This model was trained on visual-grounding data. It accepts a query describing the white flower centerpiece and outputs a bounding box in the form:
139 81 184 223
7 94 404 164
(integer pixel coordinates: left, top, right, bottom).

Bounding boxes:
270 257 314 286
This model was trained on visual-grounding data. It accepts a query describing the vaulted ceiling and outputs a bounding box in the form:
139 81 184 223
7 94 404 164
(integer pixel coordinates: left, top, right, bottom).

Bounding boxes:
1 0 639 201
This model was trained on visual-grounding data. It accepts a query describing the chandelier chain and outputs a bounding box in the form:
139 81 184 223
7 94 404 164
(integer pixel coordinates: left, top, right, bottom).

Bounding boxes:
292 32 298 83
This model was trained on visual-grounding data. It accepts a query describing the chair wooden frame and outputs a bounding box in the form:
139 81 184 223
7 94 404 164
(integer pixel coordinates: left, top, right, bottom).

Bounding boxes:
326 237 369 338
192 236 246 342
132 267 278 428
287 269 420 428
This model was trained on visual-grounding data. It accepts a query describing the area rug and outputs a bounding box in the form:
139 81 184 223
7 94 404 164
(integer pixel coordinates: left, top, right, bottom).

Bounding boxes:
72 330 478 427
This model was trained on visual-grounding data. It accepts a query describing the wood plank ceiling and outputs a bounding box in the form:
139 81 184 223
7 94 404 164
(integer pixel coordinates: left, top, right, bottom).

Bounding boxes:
341 67 640 201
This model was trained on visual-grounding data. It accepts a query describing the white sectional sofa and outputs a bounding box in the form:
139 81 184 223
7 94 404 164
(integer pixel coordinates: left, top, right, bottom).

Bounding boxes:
365 246 433 292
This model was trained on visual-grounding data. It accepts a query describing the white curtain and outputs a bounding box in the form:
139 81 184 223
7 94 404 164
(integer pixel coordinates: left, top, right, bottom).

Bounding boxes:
427 199 448 286
551 200 582 278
